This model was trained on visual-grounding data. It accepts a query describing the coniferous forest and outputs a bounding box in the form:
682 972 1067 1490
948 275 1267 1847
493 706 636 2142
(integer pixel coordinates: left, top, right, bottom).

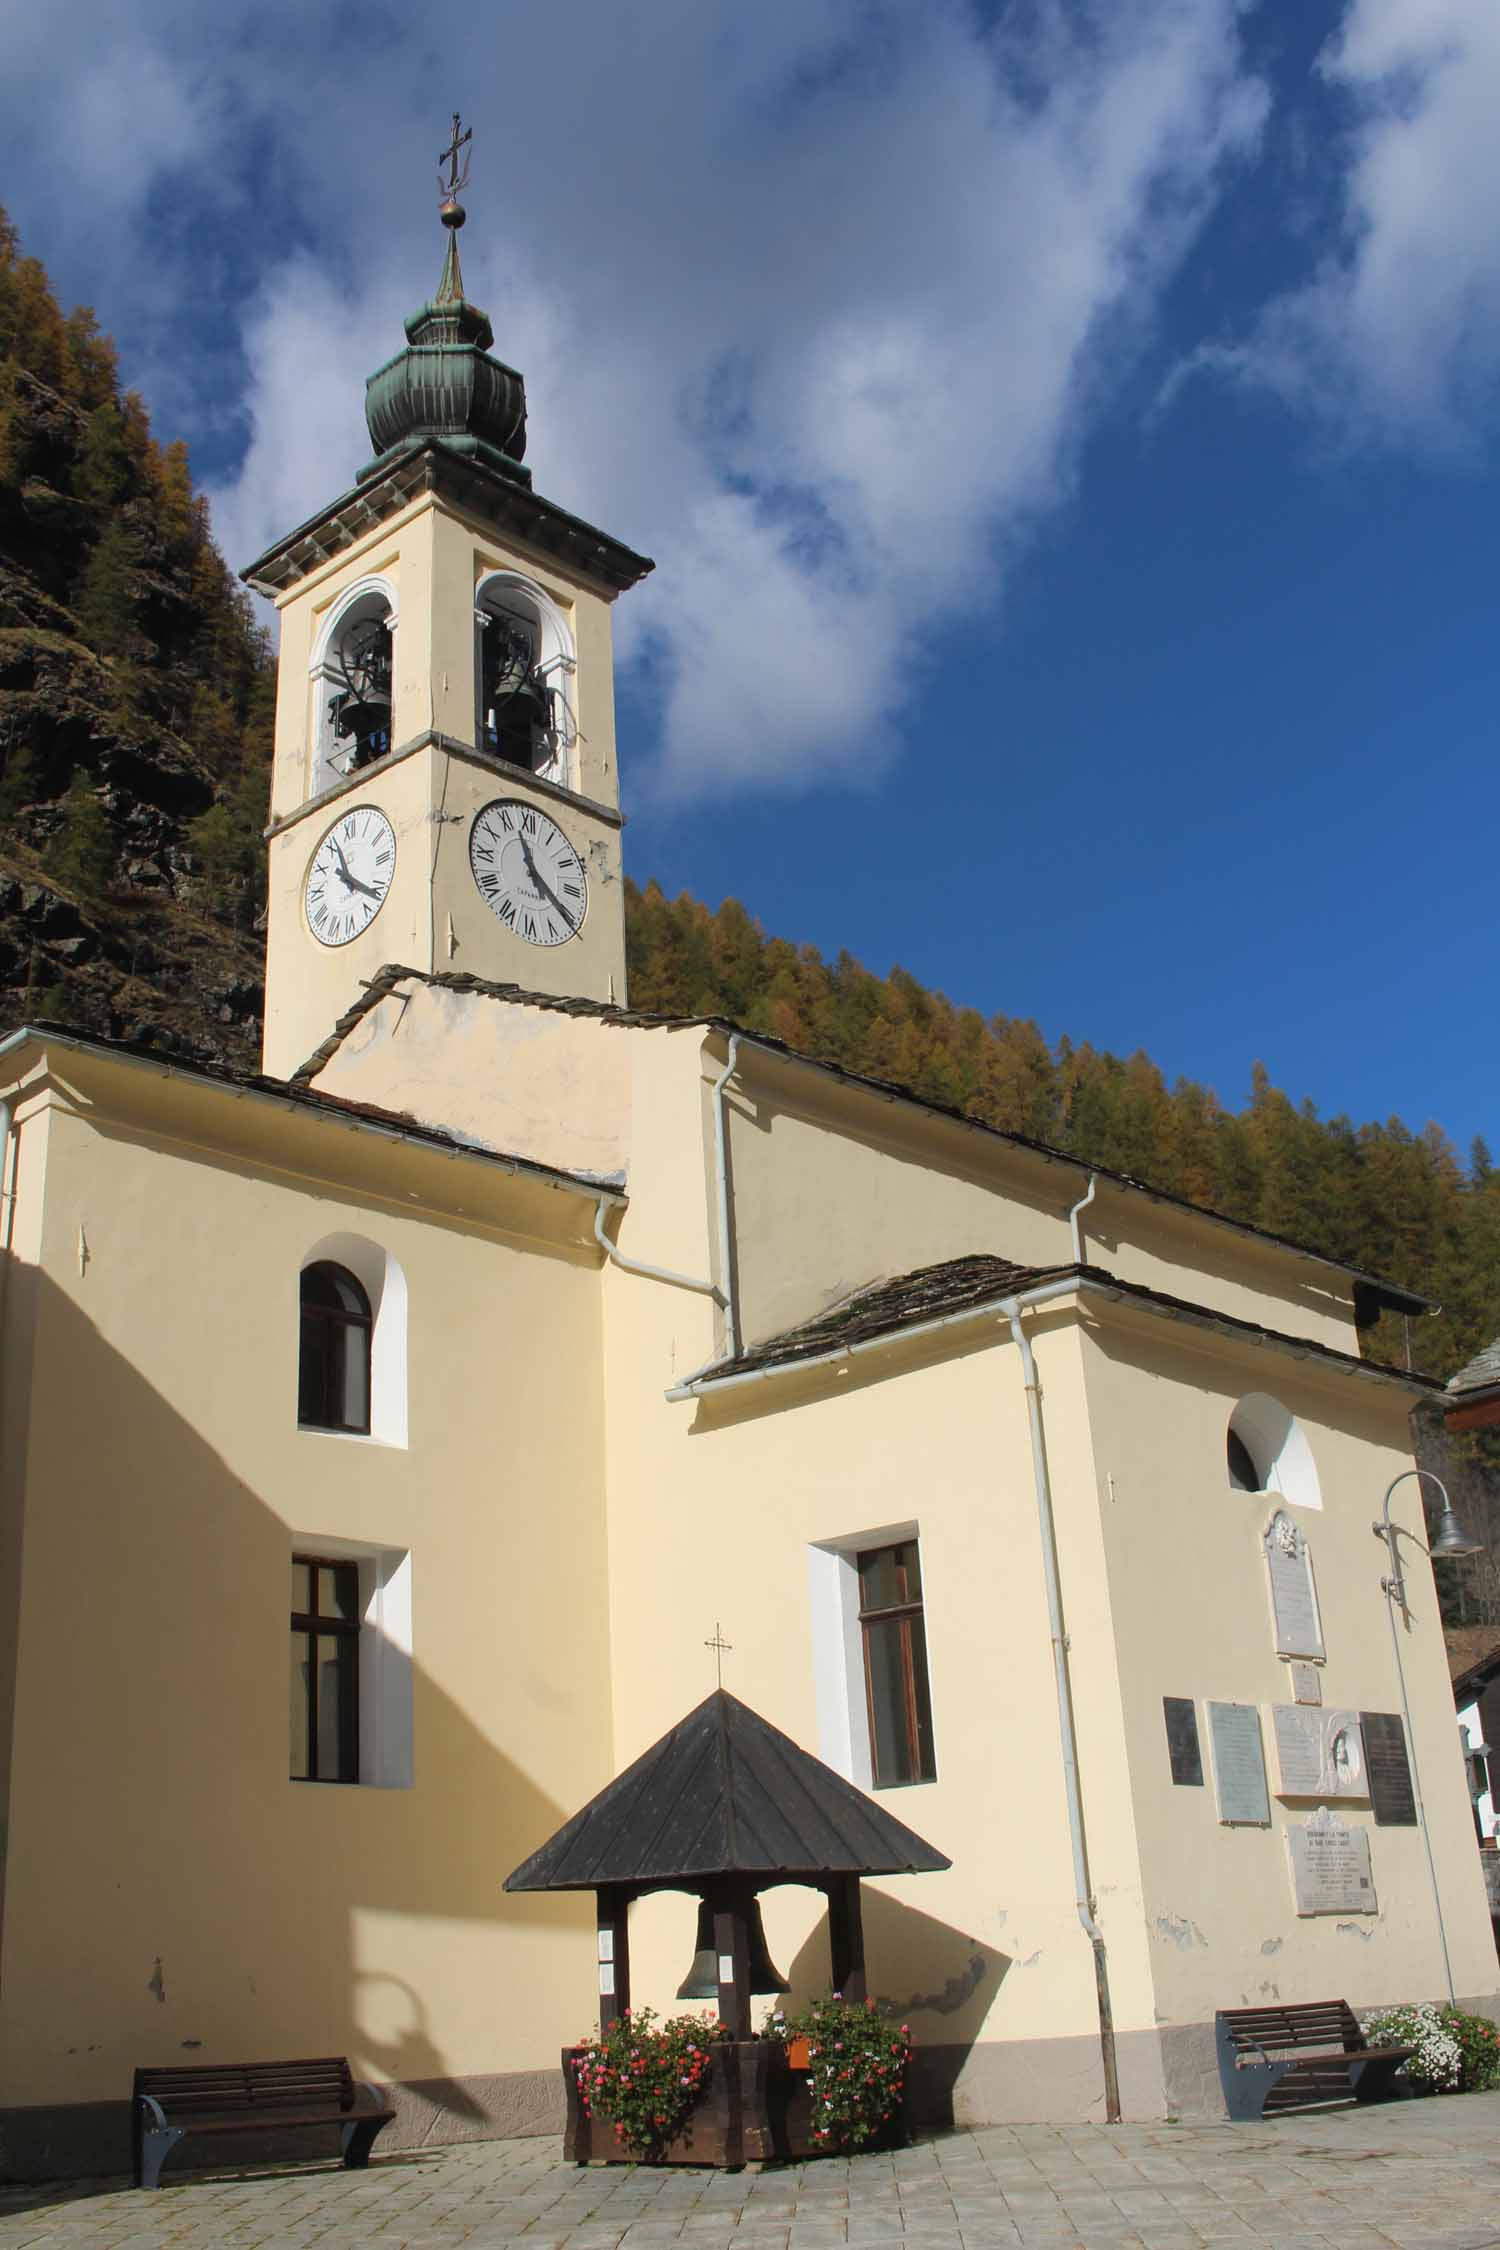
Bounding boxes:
2 209 1497 1608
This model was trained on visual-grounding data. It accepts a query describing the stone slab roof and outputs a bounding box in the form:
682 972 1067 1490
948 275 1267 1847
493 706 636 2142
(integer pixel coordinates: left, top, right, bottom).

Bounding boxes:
706 1254 1074 1382
1448 1336 1500 1401
504 1689 950 1893
671 1254 1442 1400
0 1020 622 1203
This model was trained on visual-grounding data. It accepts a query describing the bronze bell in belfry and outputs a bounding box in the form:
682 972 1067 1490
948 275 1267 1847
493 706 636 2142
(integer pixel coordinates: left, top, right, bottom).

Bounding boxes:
675 1897 790 2000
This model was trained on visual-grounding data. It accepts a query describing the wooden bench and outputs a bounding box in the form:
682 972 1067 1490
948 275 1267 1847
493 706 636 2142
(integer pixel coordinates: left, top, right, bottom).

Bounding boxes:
1215 2001 1416 2121
132 2057 395 2188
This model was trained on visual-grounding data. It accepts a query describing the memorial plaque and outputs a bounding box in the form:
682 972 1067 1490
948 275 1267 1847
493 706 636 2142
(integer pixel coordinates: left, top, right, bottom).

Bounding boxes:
1272 1706 1367 1798
1291 1663 1322 1706
1208 1700 1270 1825
1164 1696 1203 1786
1264 1512 1325 1660
1287 1807 1376 1914
1362 1711 1418 1827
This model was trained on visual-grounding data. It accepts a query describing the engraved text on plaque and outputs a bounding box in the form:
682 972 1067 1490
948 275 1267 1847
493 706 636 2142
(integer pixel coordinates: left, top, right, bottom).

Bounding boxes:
1264 1512 1325 1660
1209 1701 1270 1825
1287 1807 1376 1914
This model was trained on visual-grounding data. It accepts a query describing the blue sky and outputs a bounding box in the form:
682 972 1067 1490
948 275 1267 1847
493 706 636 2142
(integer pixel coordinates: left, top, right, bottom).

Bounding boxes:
3 0 1496 1153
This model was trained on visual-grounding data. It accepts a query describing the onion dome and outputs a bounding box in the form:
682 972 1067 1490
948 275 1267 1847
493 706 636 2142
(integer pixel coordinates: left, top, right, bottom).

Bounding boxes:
361 190 529 485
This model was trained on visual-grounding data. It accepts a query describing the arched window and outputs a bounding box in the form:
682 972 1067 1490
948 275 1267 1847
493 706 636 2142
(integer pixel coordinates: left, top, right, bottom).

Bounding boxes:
296 1234 408 1447
299 1262 372 1434
1226 1427 1261 1492
1226 1392 1322 1510
475 572 576 788
310 580 397 795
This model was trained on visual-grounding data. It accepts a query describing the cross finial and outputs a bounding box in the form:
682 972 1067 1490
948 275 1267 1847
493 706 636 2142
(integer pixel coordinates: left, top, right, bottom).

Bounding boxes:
705 1622 733 1688
439 112 473 208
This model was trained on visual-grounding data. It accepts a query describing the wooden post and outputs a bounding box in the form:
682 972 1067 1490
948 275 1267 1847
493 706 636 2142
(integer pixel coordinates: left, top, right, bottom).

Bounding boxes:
827 1875 866 2004
712 1887 752 2040
596 1886 631 2032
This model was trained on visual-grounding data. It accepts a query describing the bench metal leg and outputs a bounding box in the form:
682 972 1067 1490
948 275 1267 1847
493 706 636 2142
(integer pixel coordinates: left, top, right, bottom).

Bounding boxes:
340 2116 383 2169
138 2125 186 2189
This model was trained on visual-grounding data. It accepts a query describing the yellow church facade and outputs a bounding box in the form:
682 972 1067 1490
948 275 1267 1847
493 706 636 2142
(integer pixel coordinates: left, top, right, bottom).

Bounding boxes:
0 186 1491 2176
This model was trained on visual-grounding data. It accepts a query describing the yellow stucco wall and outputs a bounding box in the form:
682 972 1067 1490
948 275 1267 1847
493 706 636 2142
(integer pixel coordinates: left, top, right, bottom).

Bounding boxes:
0 1073 615 2113
721 1046 1366 1357
1077 1309 1497 2023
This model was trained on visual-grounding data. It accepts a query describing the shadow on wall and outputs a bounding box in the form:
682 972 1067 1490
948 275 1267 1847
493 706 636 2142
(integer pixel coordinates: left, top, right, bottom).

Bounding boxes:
782 1886 1010 2131
0 1262 603 2180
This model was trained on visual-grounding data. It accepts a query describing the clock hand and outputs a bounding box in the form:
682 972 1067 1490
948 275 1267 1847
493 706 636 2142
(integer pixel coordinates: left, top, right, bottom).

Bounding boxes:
518 836 577 929
329 838 380 899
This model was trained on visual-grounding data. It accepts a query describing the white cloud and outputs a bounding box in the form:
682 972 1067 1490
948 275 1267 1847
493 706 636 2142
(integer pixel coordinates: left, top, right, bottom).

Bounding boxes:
1166 0 1500 447
3 0 1267 799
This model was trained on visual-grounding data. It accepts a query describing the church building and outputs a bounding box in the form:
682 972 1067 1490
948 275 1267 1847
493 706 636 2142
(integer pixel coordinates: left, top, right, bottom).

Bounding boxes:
0 160 1492 2179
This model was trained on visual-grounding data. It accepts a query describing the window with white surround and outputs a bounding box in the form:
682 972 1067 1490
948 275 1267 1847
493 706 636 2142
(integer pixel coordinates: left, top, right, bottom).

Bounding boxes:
309 577 397 797
474 570 577 789
289 1542 413 1788
1226 1392 1322 1510
807 1523 937 1789
298 1234 407 1448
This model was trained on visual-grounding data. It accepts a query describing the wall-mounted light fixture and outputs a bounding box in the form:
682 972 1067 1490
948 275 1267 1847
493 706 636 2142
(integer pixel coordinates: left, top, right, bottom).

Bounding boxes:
1373 1467 1481 2003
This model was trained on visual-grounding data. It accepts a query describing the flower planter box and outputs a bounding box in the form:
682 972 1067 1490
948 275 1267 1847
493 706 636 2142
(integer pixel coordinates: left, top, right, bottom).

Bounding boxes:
564 2042 908 2168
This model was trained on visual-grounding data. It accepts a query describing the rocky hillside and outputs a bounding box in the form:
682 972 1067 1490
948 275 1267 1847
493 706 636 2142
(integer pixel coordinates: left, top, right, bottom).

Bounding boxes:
0 212 269 1064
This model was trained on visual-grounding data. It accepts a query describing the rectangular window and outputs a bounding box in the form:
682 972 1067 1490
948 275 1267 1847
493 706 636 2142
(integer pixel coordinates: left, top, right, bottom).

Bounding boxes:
857 1539 936 1788
290 1555 360 1783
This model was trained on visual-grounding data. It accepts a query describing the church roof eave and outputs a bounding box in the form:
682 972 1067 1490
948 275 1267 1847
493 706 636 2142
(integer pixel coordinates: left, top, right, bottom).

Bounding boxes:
290 965 1435 1322
240 442 654 601
0 1021 627 1214
662 1255 1444 1405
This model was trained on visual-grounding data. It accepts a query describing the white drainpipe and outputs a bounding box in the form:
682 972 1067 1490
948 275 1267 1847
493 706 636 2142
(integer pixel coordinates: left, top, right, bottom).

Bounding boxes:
1000 1291 1121 2124
1069 1173 1097 1264
592 1200 722 1304
709 1034 742 1360
591 1034 742 1354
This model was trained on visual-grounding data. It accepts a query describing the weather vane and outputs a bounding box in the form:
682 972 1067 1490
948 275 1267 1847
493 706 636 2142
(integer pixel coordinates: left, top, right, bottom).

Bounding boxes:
439 112 473 217
705 1622 733 1688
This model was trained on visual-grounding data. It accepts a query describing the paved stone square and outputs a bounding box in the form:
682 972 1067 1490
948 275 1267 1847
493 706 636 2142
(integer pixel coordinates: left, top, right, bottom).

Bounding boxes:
4 2099 1500 2250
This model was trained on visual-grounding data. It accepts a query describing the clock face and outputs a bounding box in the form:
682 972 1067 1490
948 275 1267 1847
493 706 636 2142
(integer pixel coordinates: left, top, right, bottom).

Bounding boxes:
305 805 396 947
469 798 587 946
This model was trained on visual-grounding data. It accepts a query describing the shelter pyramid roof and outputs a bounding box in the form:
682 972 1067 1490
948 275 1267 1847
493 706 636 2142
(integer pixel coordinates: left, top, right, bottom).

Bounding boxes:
504 1689 950 1893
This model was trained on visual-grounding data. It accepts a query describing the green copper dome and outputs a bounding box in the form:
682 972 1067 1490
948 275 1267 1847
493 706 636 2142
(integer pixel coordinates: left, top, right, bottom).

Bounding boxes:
361 225 529 484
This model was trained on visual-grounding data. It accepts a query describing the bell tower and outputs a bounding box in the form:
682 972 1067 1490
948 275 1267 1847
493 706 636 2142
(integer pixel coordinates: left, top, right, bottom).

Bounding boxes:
245 118 653 1081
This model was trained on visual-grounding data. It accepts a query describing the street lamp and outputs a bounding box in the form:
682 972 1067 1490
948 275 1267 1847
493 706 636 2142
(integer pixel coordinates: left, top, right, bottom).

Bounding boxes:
1375 1468 1481 1624
1372 1467 1482 2003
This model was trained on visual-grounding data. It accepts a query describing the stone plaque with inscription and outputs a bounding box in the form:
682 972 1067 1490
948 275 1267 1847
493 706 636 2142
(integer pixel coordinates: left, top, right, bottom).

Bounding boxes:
1164 1696 1203 1786
1264 1512 1325 1660
1208 1700 1270 1825
1361 1711 1418 1826
1291 1664 1322 1705
1272 1706 1367 1799
1287 1807 1376 1914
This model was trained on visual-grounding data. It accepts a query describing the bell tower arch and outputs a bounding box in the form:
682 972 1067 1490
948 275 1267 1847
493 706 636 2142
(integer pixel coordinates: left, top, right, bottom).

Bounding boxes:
244 122 653 1081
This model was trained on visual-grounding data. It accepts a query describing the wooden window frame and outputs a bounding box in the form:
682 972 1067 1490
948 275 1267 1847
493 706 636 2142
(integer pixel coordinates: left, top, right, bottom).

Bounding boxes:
291 1554 361 1784
857 1540 936 1789
298 1262 373 1436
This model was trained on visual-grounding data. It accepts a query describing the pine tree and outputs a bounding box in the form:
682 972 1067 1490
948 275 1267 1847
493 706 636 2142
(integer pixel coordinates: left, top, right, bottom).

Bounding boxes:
48 775 113 896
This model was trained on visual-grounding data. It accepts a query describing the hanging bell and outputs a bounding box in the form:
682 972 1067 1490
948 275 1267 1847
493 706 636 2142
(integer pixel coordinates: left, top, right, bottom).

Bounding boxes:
331 617 394 770
483 615 553 766
675 1897 790 2000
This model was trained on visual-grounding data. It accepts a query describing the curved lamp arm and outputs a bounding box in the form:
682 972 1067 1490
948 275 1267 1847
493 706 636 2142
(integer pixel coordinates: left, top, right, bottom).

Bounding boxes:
1370 1466 1480 2006
1373 1467 1479 1624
